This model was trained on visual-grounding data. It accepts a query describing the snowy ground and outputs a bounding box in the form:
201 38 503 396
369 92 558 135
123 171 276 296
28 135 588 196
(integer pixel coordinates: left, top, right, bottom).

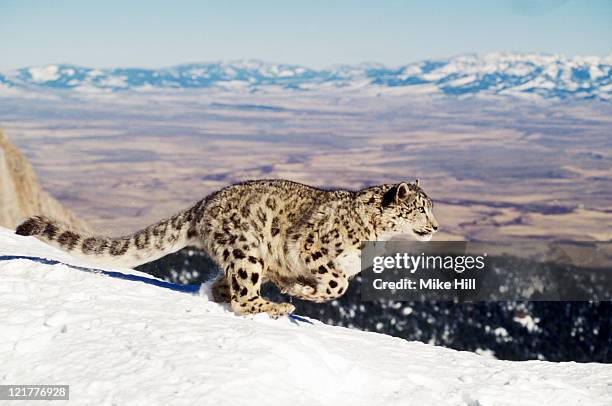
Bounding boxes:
1 227 610 406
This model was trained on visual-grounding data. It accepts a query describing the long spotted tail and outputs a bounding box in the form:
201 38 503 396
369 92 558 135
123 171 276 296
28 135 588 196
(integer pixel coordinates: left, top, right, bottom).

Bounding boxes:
15 202 205 268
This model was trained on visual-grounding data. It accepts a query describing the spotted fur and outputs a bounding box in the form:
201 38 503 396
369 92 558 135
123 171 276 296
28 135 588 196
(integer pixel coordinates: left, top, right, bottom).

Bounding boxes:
15 179 438 318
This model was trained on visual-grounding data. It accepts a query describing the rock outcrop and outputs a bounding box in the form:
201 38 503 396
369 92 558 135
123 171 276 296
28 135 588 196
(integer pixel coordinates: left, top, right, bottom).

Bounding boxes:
0 129 91 232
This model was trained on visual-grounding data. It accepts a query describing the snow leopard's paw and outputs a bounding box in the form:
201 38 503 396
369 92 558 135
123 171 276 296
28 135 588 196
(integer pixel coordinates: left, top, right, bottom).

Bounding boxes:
264 302 296 319
283 282 316 297
232 298 295 319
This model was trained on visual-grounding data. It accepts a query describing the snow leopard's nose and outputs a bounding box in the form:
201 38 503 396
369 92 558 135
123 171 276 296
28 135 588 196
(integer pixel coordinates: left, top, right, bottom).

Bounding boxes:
432 225 438 231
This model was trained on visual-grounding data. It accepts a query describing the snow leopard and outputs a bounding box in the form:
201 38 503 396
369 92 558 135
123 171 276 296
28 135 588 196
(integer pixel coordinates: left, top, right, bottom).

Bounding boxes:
16 179 438 318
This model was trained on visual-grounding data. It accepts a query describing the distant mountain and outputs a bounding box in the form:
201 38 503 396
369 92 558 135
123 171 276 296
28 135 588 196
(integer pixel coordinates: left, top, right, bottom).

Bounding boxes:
1 53 610 100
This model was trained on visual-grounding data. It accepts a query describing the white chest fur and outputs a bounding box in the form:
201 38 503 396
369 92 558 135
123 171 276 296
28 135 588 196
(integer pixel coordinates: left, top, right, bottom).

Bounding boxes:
334 249 363 277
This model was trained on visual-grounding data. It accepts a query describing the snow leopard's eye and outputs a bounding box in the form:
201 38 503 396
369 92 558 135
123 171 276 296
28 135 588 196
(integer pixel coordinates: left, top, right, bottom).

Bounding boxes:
419 207 426 214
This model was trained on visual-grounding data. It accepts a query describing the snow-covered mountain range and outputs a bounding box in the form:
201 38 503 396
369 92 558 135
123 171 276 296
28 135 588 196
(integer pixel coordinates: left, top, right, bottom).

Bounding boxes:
1 53 611 100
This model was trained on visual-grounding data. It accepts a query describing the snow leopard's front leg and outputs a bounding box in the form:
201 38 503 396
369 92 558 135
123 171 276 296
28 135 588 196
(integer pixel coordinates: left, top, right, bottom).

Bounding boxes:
226 250 295 318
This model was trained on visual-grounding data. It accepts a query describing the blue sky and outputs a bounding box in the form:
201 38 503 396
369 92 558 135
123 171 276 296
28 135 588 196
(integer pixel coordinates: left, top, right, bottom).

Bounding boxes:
0 0 610 70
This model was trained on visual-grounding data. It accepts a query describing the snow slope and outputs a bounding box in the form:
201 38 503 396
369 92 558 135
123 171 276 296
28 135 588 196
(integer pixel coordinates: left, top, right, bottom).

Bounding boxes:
0 227 610 406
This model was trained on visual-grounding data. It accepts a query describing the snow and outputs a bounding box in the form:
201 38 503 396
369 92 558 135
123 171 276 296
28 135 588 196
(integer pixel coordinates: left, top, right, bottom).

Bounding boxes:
98 76 128 88
447 75 477 86
1 227 611 406
28 65 60 82
514 314 541 333
493 327 509 338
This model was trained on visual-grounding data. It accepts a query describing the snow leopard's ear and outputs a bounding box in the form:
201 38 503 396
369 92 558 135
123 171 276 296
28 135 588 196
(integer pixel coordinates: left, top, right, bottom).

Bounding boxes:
382 182 411 207
396 182 410 201
414 179 420 187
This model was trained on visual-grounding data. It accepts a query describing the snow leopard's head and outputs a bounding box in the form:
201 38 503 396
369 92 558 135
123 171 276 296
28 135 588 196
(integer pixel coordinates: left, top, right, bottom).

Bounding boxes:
378 181 439 241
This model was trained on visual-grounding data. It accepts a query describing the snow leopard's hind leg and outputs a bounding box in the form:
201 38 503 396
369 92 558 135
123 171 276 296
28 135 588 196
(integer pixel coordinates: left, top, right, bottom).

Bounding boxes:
211 273 231 303
225 250 295 319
